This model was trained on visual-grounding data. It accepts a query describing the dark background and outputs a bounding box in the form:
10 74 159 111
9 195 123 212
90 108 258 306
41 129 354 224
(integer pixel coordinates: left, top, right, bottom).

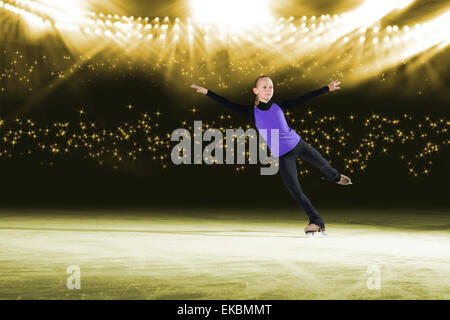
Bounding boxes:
0 0 448 208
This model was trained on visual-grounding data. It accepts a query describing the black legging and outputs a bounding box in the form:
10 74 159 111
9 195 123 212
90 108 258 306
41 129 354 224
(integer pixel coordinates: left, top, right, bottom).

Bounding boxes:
279 138 341 228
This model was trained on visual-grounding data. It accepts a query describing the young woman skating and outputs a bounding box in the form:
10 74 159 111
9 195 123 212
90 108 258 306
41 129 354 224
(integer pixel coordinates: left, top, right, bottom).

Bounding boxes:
190 76 352 237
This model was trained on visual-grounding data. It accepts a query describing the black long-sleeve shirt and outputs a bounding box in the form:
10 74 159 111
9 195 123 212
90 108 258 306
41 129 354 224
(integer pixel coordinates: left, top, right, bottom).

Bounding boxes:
206 86 330 122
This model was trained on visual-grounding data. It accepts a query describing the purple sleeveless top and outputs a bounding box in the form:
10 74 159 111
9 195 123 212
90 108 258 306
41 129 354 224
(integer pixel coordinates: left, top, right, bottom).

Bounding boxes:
254 103 301 157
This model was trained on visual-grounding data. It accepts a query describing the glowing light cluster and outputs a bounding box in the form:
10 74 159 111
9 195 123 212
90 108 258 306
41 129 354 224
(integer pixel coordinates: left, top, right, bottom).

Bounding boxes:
0 108 446 176
190 0 273 29
1 0 85 23
201 111 449 177
0 111 169 169
1 0 448 83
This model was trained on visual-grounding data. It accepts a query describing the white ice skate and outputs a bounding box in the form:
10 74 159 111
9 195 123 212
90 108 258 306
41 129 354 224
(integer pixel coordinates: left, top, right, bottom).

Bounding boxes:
318 230 328 238
304 224 328 238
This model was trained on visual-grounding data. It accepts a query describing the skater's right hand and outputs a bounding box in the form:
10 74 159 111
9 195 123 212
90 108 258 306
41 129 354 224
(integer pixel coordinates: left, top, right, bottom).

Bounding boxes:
328 80 341 91
190 84 208 95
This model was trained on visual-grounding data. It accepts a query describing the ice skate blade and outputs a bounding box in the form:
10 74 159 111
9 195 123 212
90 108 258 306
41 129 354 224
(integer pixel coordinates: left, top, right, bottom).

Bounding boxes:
305 231 328 238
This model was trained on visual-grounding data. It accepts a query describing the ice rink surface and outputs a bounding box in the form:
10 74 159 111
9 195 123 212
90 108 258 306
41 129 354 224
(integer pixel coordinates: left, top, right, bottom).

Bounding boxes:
0 207 448 299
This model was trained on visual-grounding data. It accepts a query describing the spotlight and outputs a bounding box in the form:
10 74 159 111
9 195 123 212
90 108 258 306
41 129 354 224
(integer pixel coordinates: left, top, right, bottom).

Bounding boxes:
190 0 272 29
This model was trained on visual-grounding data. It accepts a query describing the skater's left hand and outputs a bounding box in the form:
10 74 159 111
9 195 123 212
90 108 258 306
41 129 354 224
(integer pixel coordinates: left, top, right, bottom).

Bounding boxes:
328 80 341 92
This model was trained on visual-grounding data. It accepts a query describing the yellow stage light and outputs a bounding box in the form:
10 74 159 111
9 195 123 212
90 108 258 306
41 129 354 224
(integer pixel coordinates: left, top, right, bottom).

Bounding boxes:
396 0 415 9
190 0 272 29
38 0 85 21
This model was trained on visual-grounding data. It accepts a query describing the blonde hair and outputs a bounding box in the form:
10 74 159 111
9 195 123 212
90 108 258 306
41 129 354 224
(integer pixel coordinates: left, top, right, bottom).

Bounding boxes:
254 75 270 106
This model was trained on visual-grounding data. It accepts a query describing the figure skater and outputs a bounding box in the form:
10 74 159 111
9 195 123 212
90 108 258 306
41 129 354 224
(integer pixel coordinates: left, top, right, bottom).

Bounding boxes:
190 76 352 237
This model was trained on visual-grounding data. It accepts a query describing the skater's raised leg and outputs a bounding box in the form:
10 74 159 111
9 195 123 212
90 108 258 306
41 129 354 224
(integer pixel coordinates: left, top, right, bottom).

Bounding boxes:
297 139 351 184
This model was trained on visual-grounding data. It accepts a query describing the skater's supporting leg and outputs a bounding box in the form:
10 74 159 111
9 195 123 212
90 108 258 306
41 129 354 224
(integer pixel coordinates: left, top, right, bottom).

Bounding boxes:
297 139 341 183
279 152 325 228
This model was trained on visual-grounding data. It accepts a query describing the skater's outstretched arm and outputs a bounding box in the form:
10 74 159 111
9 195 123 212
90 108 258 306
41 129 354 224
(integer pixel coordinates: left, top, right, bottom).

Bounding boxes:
279 80 341 110
190 84 252 118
